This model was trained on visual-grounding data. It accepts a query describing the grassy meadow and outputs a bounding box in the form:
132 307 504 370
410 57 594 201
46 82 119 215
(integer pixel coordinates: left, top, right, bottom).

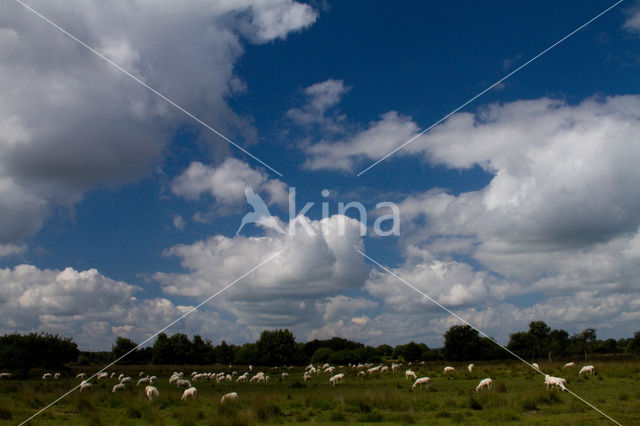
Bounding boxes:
1 359 639 425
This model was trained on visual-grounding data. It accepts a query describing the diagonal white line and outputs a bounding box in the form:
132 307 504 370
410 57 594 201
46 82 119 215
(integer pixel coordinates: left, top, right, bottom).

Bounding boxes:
19 250 281 426
357 0 624 176
356 249 622 426
13 0 283 177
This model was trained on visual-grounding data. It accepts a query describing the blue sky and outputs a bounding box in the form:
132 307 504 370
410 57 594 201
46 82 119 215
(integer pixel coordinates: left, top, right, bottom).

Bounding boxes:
1 0 640 350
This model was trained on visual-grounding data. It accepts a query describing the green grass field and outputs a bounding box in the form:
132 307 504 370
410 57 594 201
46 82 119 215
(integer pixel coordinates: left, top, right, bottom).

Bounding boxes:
1 359 639 425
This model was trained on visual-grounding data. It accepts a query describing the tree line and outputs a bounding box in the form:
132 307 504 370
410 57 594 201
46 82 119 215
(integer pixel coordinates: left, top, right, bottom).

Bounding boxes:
2 323 640 376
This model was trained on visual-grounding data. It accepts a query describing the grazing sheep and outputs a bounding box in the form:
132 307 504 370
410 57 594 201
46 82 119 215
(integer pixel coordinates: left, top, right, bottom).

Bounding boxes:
475 378 492 391
97 372 108 380
281 372 288 380
544 375 568 392
137 377 150 387
467 363 474 373
367 366 381 375
112 383 126 392
412 377 431 390
303 373 311 382
324 366 335 374
75 373 86 380
181 387 197 400
329 373 345 386
357 371 366 377
0 373 12 379
79 381 92 392
139 371 145 377
236 375 248 383
42 373 52 380
226 374 232 382
118 373 125 381
532 363 540 371
562 362 575 369
149 376 157 383
405 370 417 380
380 366 389 373
120 376 132 384
176 379 192 388
145 385 159 401
443 366 455 374
249 365 253 372
265 376 271 383
169 374 180 384
221 392 238 404
110 372 116 379
579 365 596 376
53 373 61 380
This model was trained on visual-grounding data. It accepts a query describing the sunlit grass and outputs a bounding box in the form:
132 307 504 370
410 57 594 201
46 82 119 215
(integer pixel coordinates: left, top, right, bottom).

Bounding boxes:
1 359 638 424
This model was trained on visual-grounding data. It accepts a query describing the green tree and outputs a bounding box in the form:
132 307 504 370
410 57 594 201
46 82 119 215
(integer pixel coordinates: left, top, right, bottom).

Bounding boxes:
216 341 234 365
626 330 640 359
311 347 333 364
444 325 483 361
111 337 138 364
151 333 172 364
256 329 296 366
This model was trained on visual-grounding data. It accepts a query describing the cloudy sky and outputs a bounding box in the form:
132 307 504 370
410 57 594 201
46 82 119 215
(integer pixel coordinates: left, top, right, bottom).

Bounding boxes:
1 0 640 350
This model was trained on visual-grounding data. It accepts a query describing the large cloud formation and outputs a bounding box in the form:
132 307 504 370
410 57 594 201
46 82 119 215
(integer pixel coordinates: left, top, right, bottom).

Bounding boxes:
0 264 249 350
0 0 316 247
154 215 371 337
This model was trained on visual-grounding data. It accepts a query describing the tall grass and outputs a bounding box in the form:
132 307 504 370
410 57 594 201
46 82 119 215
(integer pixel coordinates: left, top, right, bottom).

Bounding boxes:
0 358 638 424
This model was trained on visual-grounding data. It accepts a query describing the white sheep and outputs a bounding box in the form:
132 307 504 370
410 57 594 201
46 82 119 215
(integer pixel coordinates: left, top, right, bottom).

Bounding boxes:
329 373 345 386
380 366 389 373
467 363 474 373
475 378 492 391
265 376 271 383
97 372 108 380
281 372 288 380
532 363 540 371
75 373 86 380
176 379 192 388
138 371 145 377
443 366 455 374
110 372 116 379
145 385 159 401
236 375 247 383
181 387 197 400
226 374 232 382
53 373 61 380
120 376 132 384
324 366 335 374
79 381 92 392
42 373 52 380
169 374 180 384
0 373 12 379
405 370 417 380
544 375 568 392
137 377 150 387
112 383 126 392
562 362 575 369
579 365 596 376
412 377 431 390
221 391 238 404
118 373 125 381
149 376 157 383
367 366 381 374
357 371 366 377
249 365 253 372
303 373 312 382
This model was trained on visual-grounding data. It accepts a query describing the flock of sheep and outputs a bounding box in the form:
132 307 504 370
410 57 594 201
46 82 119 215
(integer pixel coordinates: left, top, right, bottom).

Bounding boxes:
1 360 598 404
300 360 597 394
